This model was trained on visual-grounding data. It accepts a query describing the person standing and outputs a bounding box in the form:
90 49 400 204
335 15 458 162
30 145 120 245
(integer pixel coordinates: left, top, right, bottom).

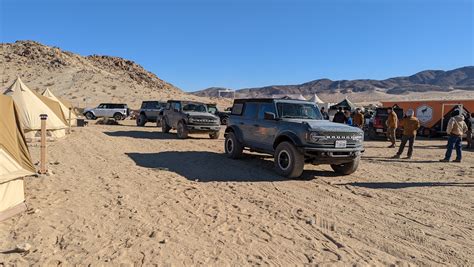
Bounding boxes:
333 107 346 123
344 110 353 126
392 110 420 159
320 107 329 120
353 108 365 129
386 107 398 148
440 110 468 162
465 113 472 149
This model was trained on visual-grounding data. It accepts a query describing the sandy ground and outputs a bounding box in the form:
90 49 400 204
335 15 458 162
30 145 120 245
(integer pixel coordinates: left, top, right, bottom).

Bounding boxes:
1 120 473 266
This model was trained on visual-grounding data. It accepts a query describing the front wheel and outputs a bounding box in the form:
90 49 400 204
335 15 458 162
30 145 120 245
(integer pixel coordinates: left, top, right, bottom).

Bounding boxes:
209 131 220 139
136 114 147 126
85 112 95 120
274 142 304 178
224 132 243 159
176 121 189 139
331 156 360 175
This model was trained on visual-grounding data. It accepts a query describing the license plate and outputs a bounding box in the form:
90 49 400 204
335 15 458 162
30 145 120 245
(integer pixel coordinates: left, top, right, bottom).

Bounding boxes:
335 140 347 148
376 129 383 133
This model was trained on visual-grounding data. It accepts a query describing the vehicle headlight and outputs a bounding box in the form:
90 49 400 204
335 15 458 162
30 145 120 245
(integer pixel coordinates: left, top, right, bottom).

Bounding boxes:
352 133 364 142
188 117 195 123
308 132 327 143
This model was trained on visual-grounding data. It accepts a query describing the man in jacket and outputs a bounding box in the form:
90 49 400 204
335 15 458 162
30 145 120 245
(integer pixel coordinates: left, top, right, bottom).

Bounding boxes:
392 110 420 159
333 107 346 124
386 107 398 148
440 110 468 162
320 107 329 120
353 108 365 129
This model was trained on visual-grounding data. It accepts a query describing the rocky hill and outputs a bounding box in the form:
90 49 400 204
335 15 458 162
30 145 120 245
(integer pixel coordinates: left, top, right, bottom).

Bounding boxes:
0 40 214 108
192 67 474 100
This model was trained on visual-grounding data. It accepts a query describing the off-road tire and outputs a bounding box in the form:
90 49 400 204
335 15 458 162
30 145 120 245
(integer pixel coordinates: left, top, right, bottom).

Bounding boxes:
209 131 220 139
85 112 95 120
224 132 243 159
162 118 171 133
177 121 189 139
274 141 304 178
136 114 147 126
331 156 360 175
113 112 123 121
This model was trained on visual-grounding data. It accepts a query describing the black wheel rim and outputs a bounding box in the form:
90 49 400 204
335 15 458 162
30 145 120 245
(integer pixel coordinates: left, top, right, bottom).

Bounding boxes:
226 138 233 153
278 150 290 170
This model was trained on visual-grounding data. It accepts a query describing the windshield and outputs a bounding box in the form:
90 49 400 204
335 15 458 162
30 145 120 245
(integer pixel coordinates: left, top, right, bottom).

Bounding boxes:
277 102 323 120
207 106 217 114
183 103 208 113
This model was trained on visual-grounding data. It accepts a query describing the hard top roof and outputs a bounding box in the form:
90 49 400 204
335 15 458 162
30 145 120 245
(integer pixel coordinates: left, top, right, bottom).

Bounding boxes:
167 100 207 105
233 98 313 104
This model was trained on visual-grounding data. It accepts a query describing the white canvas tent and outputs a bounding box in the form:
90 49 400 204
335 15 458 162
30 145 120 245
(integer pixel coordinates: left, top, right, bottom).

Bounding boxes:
0 95 35 221
308 94 324 104
42 88 78 126
3 78 67 139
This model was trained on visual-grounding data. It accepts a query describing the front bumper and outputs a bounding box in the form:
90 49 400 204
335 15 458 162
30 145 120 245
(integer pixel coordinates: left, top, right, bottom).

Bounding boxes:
299 146 364 164
186 125 221 132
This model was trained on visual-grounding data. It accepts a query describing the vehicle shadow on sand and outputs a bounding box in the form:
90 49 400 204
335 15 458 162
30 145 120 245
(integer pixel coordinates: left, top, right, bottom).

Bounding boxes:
104 131 214 140
126 151 338 182
336 181 474 189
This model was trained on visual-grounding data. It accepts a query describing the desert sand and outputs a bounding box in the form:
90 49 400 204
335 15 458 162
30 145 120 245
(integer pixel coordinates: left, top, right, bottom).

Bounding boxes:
0 120 473 265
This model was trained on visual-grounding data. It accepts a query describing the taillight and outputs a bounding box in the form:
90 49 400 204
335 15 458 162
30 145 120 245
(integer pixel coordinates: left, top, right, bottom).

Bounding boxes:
373 117 382 127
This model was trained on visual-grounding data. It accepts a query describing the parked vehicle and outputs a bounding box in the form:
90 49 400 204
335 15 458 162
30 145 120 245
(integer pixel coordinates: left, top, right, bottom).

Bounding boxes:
367 107 404 140
161 100 221 139
136 101 166 126
206 104 231 125
83 103 129 120
224 98 364 178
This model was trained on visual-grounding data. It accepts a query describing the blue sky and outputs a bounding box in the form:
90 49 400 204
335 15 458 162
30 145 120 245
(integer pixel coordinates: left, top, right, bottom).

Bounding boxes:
1 0 473 91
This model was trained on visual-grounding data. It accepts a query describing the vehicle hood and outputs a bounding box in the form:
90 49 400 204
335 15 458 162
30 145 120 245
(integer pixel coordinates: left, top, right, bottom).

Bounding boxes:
287 119 363 134
184 111 219 119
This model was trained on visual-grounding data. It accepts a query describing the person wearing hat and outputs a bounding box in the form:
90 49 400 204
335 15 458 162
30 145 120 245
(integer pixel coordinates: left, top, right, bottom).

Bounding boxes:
386 107 398 148
392 109 420 159
440 110 468 162
333 107 347 124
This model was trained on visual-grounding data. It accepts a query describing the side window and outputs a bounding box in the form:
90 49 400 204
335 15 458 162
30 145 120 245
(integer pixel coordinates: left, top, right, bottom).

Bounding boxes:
166 102 171 110
231 103 244 115
173 102 181 111
243 103 258 119
98 104 105 108
258 103 276 120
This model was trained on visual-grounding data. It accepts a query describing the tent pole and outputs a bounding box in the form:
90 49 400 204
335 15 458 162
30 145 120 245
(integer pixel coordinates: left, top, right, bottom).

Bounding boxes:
40 114 48 174
68 107 72 134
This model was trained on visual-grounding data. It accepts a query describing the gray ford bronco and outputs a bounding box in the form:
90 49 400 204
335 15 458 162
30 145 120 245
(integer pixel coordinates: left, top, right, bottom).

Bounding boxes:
224 98 364 178
162 100 221 139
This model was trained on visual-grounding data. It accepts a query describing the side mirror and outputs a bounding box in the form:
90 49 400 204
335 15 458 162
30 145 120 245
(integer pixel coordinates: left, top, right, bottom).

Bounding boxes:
264 112 276 120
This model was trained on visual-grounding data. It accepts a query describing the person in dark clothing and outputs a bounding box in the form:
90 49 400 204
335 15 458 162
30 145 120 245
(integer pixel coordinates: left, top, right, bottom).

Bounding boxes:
320 107 329 120
333 107 346 124
465 113 472 149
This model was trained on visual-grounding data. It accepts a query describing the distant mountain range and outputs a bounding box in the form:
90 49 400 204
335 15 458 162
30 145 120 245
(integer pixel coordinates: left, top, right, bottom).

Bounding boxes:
191 66 474 98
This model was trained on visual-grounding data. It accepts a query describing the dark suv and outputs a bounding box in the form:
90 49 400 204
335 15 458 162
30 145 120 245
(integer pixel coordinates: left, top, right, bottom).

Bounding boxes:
224 98 364 178
161 100 221 139
136 101 166 126
206 104 231 125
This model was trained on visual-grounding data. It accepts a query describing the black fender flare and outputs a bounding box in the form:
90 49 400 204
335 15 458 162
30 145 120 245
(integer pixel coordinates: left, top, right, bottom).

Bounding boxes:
273 131 303 149
224 126 244 143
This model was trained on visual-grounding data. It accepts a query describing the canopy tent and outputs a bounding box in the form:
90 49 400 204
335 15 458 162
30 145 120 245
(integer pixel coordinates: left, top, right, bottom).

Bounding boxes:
330 98 357 111
42 88 78 126
3 78 67 139
272 94 307 101
0 95 35 221
308 94 324 104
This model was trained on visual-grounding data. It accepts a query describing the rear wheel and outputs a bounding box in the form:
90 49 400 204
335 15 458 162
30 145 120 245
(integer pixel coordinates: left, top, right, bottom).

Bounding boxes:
331 156 360 175
177 121 189 139
209 131 220 139
274 142 304 178
162 118 171 133
113 112 123 121
136 114 147 126
224 132 243 159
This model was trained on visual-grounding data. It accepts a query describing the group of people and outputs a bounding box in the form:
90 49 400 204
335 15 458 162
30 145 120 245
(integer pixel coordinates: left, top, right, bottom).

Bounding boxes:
320 105 472 162
324 107 365 129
